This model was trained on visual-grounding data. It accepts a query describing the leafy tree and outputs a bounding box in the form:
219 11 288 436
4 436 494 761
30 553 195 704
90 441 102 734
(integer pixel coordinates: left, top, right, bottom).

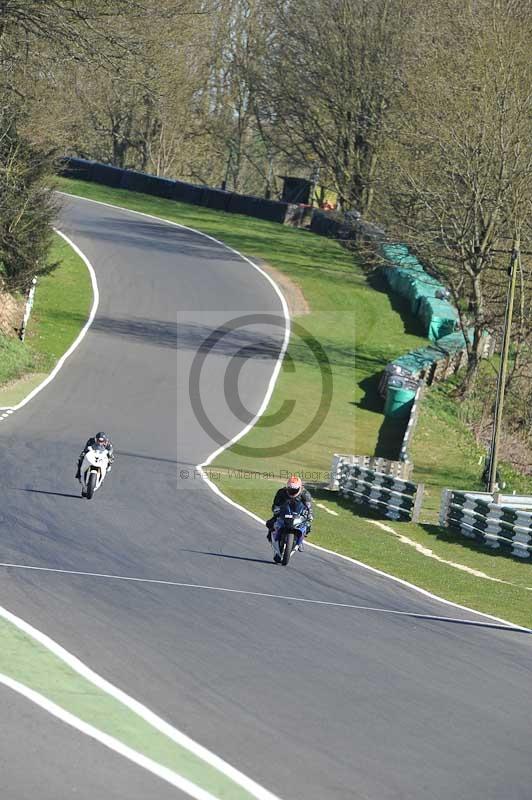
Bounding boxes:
0 108 58 292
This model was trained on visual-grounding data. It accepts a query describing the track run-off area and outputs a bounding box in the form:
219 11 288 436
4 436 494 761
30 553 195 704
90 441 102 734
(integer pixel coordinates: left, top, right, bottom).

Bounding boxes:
0 194 531 800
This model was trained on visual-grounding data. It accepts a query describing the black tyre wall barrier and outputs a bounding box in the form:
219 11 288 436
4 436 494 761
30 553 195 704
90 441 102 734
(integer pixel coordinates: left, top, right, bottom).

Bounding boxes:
90 163 125 188
228 193 290 223
120 170 176 199
59 157 294 224
200 187 233 212
172 181 205 205
310 210 343 237
252 198 290 224
58 157 95 181
227 193 262 216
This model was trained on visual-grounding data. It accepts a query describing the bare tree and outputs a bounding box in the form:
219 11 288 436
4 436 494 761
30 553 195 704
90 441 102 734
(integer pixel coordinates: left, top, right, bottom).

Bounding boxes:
259 0 416 214
0 0 203 294
191 0 278 194
0 1 196 69
381 0 532 394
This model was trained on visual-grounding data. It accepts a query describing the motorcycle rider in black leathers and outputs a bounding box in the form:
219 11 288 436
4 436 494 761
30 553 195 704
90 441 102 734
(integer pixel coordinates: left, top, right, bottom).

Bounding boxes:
266 475 313 551
76 432 114 480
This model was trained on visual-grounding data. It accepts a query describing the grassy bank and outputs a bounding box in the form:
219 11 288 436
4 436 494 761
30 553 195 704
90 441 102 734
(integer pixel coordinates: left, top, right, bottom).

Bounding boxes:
0 233 92 407
411 382 532 521
0 334 36 389
57 177 532 628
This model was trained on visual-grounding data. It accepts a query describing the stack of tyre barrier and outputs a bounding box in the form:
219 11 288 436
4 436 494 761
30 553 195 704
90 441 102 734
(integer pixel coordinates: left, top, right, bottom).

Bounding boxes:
328 454 413 489
59 157 297 225
374 243 469 423
309 209 345 238
383 373 420 419
336 458 423 522
304 216 472 405
440 490 532 559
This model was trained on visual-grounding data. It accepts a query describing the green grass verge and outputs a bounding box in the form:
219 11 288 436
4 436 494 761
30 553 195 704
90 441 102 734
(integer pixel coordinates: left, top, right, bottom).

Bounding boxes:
0 233 92 406
411 381 532 521
56 177 532 628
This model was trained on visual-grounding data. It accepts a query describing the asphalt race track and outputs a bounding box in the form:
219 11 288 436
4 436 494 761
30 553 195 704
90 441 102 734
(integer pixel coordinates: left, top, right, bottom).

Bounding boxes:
1 684 189 800
0 194 531 799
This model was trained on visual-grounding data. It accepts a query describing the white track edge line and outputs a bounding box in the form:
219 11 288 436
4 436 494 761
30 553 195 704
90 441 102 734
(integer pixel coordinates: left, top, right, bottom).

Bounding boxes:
0 673 221 800
0 230 99 413
56 190 528 634
304 542 531 631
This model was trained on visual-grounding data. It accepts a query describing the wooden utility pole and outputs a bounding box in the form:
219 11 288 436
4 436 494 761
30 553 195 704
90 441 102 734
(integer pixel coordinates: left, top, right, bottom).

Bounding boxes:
487 239 520 493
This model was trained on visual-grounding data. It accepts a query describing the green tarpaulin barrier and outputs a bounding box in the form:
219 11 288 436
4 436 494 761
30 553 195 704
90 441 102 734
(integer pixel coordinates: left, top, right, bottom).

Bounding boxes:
436 331 470 353
380 241 456 341
392 347 445 377
418 296 458 341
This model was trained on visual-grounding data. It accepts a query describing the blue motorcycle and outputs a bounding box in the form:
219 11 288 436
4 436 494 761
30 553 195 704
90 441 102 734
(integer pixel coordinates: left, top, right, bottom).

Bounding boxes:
272 499 310 566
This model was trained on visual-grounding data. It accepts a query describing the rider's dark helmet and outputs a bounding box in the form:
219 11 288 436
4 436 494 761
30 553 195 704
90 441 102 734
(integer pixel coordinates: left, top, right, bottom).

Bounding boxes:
95 432 109 445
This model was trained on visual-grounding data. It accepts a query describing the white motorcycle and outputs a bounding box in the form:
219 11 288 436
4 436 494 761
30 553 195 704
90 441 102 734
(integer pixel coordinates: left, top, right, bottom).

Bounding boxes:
79 445 110 499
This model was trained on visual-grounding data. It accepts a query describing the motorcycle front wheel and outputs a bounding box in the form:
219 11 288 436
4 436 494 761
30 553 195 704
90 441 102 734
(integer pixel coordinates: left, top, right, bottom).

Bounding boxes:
86 471 97 499
281 531 294 566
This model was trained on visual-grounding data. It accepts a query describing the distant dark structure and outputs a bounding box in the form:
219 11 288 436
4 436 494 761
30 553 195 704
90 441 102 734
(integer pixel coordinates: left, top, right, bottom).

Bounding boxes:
281 176 312 205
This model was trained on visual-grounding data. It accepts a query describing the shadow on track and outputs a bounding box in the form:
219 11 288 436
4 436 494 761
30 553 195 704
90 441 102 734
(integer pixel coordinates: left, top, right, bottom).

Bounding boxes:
117 450 180 465
182 549 273 565
14 488 82 500
91 316 282 361
398 613 532 635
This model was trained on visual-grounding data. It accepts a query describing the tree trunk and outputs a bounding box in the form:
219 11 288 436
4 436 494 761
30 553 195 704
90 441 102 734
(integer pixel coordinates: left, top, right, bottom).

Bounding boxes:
459 327 484 398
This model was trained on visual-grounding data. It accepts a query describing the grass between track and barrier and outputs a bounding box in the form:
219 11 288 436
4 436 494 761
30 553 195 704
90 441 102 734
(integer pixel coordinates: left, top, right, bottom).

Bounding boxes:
52 179 532 629
0 234 92 408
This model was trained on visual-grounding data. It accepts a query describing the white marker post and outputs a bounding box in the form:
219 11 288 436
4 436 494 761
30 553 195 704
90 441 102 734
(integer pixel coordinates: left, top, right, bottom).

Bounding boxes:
20 276 37 342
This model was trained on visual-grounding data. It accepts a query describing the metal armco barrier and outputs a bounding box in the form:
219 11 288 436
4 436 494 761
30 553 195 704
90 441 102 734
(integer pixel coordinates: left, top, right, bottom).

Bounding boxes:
440 490 532 559
328 454 413 490
334 457 423 522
